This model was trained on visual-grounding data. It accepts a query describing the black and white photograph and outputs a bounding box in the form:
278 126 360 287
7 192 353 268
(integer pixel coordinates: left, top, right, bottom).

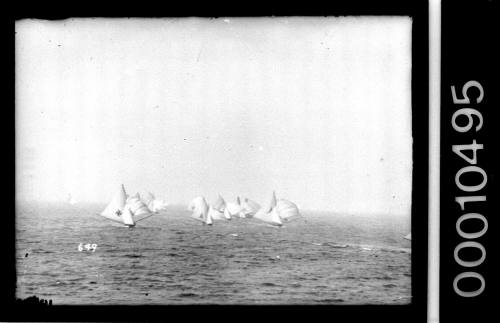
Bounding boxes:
6 1 500 322
14 17 414 306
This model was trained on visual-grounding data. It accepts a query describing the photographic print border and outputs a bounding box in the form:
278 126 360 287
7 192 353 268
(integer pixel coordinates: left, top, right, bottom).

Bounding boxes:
5 1 429 322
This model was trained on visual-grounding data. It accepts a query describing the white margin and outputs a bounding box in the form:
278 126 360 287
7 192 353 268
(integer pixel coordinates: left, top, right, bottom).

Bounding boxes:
429 0 441 322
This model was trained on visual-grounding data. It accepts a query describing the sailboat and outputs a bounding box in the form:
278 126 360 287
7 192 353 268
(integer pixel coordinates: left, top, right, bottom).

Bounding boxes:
188 196 213 225
276 198 300 222
208 195 232 221
100 184 155 227
240 197 261 218
225 196 245 218
126 192 153 218
253 192 301 226
67 194 77 205
404 233 411 240
253 192 283 227
143 191 168 213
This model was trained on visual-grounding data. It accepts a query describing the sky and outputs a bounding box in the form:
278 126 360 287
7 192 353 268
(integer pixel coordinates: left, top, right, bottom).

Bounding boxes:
16 17 412 216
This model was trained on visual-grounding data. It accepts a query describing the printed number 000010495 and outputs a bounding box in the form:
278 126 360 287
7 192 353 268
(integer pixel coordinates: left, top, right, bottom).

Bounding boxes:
450 80 487 298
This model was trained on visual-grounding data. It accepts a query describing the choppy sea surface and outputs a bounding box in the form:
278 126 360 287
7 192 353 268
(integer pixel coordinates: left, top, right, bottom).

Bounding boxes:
16 202 411 305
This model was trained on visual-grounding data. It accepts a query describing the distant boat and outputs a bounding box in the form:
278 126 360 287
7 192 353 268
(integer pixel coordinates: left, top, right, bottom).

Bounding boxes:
404 233 411 240
126 192 153 217
208 195 231 221
188 196 213 225
253 191 283 226
253 192 301 226
67 194 77 205
276 198 300 222
100 184 155 227
225 196 245 218
240 197 261 218
143 191 168 213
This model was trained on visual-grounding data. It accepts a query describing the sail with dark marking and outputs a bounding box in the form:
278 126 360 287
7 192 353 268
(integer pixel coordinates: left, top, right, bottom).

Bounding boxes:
100 184 128 223
100 184 155 226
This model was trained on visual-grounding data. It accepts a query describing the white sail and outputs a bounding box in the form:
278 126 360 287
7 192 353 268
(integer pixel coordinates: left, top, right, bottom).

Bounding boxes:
188 196 211 225
226 196 241 214
210 195 231 220
148 199 168 212
121 205 135 226
67 194 77 205
100 184 128 222
143 191 155 204
206 206 213 225
147 201 155 212
266 191 277 212
208 206 227 220
187 196 201 212
240 197 261 218
140 191 168 213
212 195 226 211
276 199 301 222
125 192 140 207
270 207 283 225
224 208 233 219
253 192 282 226
159 200 168 210
127 195 152 216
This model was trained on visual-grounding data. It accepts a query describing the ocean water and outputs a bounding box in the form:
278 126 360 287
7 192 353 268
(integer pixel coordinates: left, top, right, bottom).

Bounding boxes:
16 202 411 305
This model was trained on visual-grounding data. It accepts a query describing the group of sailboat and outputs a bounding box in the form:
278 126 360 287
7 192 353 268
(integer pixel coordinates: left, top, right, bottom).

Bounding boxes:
188 191 301 227
100 185 300 228
99 184 167 227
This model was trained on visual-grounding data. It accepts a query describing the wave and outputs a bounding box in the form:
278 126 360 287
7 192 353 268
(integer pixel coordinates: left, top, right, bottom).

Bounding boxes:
316 298 345 303
177 292 198 298
124 254 143 258
261 282 278 287
17 206 411 305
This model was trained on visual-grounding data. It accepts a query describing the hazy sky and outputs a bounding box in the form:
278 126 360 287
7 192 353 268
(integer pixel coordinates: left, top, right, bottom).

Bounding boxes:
16 17 412 215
